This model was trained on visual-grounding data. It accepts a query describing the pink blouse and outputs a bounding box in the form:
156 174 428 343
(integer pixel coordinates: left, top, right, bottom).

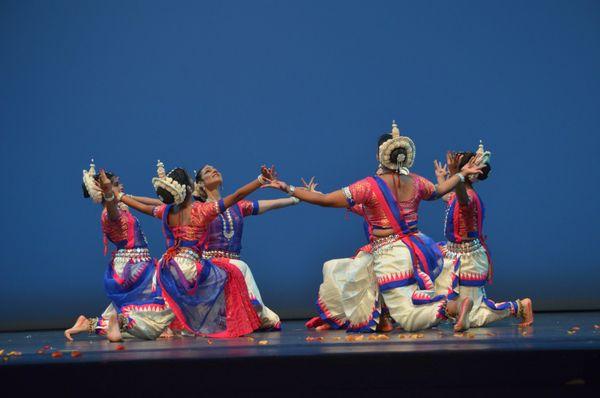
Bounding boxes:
101 209 129 244
153 201 222 241
445 190 479 242
101 207 149 250
237 200 257 217
344 174 437 229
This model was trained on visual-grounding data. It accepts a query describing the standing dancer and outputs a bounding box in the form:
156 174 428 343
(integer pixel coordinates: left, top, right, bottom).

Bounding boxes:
112 162 275 339
65 162 170 341
193 165 300 330
266 122 484 332
433 143 533 328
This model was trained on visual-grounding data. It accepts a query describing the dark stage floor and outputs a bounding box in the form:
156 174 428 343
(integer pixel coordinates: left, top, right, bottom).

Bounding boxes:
1 312 599 396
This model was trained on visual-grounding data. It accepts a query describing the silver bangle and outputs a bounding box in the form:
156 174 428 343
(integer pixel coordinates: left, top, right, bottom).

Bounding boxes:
288 185 296 196
456 173 465 183
257 175 266 185
291 196 300 204
117 192 125 201
103 192 115 202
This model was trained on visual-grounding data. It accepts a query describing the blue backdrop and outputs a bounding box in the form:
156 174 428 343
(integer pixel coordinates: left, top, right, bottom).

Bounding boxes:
1 0 599 331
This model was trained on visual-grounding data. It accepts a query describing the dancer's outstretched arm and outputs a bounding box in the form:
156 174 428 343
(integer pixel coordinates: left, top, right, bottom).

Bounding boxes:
119 194 156 216
221 165 276 209
434 154 483 198
124 195 163 206
255 177 317 214
98 169 121 221
117 165 275 216
119 184 259 218
256 198 298 214
266 179 347 208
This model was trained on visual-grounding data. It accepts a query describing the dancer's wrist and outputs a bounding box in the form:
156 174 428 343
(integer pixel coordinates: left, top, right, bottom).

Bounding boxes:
103 191 115 202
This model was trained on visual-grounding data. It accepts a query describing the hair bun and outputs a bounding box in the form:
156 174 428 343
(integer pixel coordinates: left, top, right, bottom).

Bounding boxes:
152 177 186 205
379 136 415 172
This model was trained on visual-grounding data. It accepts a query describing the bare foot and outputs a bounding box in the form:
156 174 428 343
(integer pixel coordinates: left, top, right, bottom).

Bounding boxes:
107 314 123 342
454 298 473 332
315 324 331 331
518 298 534 327
64 315 90 341
159 328 174 339
376 314 394 333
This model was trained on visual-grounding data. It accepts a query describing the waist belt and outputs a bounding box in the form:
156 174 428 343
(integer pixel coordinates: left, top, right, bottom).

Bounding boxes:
202 250 241 260
113 247 151 261
444 239 482 255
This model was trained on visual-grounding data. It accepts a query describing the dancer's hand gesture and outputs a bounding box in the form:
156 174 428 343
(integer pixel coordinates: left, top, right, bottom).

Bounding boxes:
98 169 113 194
433 160 448 180
301 176 321 193
460 155 484 177
447 151 462 176
260 164 278 184
263 179 290 192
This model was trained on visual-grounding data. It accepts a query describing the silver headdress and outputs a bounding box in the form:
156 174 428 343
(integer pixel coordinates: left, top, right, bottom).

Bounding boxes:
378 120 416 175
475 140 491 166
82 158 103 203
151 160 187 205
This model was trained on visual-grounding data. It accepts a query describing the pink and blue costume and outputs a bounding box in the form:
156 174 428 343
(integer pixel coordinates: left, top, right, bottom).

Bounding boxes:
153 201 260 338
312 174 448 333
93 206 171 339
202 200 281 330
434 190 519 327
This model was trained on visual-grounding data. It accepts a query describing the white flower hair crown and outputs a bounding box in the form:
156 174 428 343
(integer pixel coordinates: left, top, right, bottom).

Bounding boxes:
151 159 187 205
82 158 103 204
378 120 416 175
475 140 492 166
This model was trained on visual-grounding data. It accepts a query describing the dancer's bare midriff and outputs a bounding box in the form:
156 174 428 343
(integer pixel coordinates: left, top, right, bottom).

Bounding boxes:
372 228 395 238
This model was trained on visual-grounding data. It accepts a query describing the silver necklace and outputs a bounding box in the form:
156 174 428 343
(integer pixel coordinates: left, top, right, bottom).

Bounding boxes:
207 196 235 240
220 208 235 240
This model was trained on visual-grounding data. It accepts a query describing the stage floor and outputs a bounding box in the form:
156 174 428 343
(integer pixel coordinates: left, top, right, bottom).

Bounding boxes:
1 312 599 396
2 312 599 364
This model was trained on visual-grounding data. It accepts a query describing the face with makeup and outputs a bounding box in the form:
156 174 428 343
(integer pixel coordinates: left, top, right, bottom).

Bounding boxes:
199 165 223 191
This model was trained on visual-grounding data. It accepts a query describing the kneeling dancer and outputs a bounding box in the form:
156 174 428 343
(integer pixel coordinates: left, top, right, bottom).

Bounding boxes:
110 162 275 339
267 122 484 332
65 163 169 341
433 143 533 329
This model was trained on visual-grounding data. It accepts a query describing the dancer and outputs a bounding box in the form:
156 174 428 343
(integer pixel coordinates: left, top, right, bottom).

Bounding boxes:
65 162 170 341
305 199 396 332
193 165 301 330
111 161 276 340
266 122 484 332
433 143 533 328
